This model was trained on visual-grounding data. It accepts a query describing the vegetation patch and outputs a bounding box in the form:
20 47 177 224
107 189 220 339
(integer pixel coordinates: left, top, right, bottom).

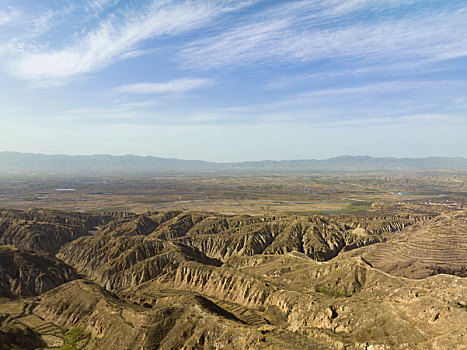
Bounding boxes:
60 326 86 350
315 285 347 297
86 206 131 213
324 200 373 214
282 211 318 216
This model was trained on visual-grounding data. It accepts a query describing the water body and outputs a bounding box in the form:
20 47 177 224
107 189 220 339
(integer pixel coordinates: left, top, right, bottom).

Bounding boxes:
171 199 207 204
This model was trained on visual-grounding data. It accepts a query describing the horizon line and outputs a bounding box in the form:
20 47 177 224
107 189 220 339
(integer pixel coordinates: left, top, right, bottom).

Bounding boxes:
1 151 466 164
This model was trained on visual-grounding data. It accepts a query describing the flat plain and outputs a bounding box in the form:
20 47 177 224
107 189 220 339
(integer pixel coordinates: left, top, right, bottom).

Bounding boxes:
1 171 465 214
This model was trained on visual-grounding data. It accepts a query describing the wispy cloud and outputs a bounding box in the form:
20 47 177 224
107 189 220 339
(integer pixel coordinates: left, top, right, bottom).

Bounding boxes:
31 5 75 37
318 113 466 128
50 101 157 123
0 4 74 60
0 8 21 26
169 79 466 126
263 60 453 90
51 101 225 126
86 0 117 13
115 78 212 94
7 0 254 83
301 80 462 97
322 0 416 17
182 2 467 69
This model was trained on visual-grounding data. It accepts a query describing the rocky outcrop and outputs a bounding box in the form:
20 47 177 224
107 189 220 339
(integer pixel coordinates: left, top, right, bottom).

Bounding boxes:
0 246 79 297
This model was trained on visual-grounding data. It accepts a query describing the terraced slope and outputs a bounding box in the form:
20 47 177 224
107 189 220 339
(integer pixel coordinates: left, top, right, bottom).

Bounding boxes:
343 213 467 278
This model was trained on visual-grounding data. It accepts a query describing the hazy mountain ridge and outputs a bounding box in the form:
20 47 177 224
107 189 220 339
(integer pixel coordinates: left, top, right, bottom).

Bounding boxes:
0 152 466 174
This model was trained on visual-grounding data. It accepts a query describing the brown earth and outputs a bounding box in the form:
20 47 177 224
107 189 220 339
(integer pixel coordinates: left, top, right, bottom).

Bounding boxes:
0 207 465 349
342 212 467 278
0 245 79 298
0 209 110 254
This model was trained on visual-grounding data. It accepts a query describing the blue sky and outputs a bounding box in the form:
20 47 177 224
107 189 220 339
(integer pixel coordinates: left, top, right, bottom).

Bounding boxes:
0 0 465 161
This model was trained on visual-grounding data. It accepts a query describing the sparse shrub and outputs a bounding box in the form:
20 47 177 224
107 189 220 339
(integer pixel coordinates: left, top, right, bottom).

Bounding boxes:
315 285 346 297
60 326 85 350
343 200 372 213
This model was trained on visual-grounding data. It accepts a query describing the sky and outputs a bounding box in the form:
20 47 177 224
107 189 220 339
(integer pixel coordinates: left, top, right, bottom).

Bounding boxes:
0 0 466 162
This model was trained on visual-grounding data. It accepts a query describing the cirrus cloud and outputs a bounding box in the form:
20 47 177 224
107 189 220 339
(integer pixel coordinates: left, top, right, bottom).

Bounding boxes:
115 78 212 94
7 0 254 84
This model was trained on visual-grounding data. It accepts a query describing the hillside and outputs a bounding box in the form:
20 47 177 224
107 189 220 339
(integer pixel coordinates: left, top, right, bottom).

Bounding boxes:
0 206 465 349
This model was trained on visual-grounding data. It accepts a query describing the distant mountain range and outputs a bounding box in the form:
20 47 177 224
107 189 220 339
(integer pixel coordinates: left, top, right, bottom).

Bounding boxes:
0 152 466 175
